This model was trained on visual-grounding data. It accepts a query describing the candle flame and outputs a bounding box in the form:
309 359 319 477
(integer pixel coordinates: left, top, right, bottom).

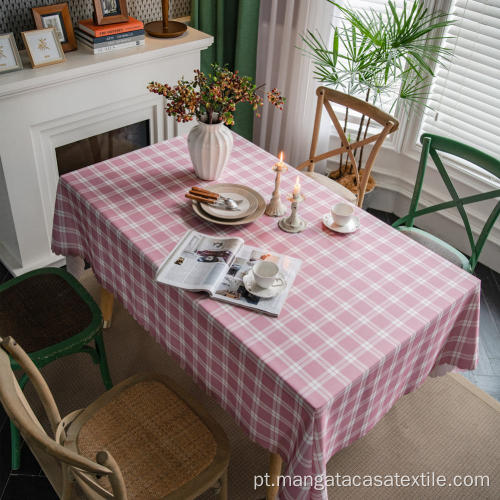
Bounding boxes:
293 175 301 196
279 151 284 163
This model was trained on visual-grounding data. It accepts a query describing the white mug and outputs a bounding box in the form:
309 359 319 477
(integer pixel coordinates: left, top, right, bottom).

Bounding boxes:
252 260 283 289
331 202 354 226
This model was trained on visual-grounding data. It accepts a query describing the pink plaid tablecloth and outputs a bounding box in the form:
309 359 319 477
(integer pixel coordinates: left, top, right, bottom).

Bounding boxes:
52 132 480 499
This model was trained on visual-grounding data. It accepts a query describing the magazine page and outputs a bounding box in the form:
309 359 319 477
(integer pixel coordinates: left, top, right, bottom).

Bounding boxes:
212 246 301 316
156 230 244 292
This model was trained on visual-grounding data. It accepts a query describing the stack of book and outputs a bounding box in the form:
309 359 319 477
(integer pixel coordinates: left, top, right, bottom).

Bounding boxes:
75 17 145 55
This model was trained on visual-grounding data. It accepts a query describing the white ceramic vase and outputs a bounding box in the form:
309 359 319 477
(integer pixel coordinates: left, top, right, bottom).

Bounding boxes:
187 120 233 180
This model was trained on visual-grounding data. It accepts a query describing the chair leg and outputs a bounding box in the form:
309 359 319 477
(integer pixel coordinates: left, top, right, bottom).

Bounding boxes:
95 332 112 390
100 287 114 329
61 463 75 500
10 372 30 470
217 470 228 500
267 453 282 500
10 420 21 470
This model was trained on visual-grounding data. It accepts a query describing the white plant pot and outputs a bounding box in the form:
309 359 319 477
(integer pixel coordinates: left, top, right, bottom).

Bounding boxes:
187 121 233 180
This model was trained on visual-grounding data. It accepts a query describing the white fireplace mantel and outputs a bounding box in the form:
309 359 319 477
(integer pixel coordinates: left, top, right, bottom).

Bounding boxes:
0 28 213 276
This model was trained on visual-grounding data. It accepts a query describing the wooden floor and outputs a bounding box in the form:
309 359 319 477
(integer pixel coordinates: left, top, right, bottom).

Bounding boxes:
0 208 499 499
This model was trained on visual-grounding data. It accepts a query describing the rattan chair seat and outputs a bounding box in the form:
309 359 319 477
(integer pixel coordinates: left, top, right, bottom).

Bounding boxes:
76 379 218 499
0 272 93 353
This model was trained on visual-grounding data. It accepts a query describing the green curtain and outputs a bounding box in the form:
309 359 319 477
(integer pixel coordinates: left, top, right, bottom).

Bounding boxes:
191 0 261 140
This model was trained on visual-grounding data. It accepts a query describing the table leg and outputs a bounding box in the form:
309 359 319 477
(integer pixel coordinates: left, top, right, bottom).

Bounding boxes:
100 287 114 328
267 452 282 500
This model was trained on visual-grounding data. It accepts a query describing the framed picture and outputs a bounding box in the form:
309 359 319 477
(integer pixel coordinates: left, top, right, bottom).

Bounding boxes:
93 0 128 25
0 33 23 74
22 28 65 69
32 3 76 52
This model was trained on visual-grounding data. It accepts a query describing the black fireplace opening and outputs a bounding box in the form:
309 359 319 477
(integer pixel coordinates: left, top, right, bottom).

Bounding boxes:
55 120 150 176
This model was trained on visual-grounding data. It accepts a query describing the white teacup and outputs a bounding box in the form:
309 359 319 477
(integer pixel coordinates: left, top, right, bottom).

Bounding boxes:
252 260 283 289
331 203 355 226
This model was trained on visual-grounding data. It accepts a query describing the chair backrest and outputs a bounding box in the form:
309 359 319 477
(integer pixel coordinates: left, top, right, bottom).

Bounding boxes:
393 133 500 272
297 86 399 206
0 336 125 499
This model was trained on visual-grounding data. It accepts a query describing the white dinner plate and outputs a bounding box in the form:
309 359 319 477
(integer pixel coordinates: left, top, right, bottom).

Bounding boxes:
322 213 360 233
201 184 258 220
192 184 266 226
242 271 287 299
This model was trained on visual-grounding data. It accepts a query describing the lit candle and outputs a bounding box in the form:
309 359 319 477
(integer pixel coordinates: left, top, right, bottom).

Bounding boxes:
293 175 301 196
278 151 284 167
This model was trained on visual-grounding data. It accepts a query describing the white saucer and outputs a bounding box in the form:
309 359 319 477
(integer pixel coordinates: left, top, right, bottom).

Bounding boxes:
242 271 287 299
322 213 360 233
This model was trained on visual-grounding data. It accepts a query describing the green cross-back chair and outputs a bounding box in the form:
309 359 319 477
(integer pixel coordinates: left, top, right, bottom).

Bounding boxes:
0 267 112 470
393 133 500 273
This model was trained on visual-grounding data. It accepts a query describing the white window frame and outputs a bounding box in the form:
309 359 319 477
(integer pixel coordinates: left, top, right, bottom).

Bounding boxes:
405 0 499 187
326 0 499 187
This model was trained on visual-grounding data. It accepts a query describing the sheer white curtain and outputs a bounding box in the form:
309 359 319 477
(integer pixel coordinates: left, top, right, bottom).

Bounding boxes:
253 0 335 167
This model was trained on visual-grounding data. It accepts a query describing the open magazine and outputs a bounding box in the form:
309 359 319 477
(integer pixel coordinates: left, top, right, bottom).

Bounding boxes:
156 230 301 316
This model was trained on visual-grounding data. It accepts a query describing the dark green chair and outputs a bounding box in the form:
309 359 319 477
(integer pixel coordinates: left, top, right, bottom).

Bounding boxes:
393 133 500 273
0 267 112 470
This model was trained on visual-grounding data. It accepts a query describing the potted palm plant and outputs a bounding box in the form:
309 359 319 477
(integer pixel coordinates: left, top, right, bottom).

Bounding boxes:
301 0 453 197
148 64 284 180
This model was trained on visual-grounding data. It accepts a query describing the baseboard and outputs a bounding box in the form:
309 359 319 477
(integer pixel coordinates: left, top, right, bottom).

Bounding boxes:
0 244 65 277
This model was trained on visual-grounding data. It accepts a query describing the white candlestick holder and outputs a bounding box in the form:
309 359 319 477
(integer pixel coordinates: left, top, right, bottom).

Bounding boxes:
278 193 307 233
265 161 288 217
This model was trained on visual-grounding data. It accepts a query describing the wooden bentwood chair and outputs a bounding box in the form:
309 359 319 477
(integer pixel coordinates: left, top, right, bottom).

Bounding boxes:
297 87 399 207
0 336 230 499
393 133 500 273
0 267 112 471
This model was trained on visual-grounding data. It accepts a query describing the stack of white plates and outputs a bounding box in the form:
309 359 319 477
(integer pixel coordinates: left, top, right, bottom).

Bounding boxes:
192 184 266 225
